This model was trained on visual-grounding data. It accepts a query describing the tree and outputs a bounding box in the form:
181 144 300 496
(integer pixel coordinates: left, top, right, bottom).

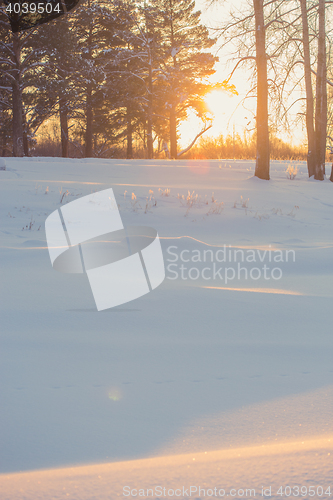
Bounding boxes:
0 15 25 157
0 88 11 155
272 0 330 179
103 0 156 158
0 7 56 156
151 0 221 158
0 0 82 157
69 0 138 157
94 0 222 159
253 0 270 179
213 0 333 180
213 0 272 179
314 0 327 179
125 0 224 159
35 16 81 157
300 0 316 177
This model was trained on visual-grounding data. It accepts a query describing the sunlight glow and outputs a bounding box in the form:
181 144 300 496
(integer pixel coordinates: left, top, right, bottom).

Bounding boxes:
179 89 251 148
202 286 304 296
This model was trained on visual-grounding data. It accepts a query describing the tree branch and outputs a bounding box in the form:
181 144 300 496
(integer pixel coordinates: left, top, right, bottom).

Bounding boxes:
177 124 213 158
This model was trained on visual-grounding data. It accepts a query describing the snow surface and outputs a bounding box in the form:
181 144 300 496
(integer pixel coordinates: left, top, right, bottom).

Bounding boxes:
0 158 332 498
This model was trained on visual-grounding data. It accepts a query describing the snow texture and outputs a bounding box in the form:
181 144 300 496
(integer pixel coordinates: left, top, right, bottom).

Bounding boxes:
0 158 332 498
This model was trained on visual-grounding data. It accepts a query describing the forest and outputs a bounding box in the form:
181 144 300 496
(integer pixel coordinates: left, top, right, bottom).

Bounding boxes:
0 0 333 180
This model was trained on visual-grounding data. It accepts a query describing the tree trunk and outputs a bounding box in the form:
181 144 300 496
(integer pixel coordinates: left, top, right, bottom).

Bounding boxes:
23 128 29 156
22 109 29 156
300 0 316 177
85 83 93 157
147 48 153 159
12 34 24 157
314 0 327 180
253 0 270 180
1 115 8 156
126 108 133 159
1 128 7 156
60 99 69 158
170 104 177 159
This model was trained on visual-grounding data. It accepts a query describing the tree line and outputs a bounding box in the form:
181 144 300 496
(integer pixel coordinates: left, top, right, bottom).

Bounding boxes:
0 0 235 159
0 0 333 183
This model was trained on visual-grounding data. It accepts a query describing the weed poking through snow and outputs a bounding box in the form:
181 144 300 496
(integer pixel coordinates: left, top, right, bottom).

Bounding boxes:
22 215 35 230
144 191 157 213
206 201 224 215
286 164 298 179
159 188 170 197
60 190 69 203
234 196 249 209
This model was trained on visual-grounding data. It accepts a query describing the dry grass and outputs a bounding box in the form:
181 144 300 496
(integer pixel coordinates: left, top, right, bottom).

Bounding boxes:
182 133 309 161
206 201 224 215
286 164 298 179
158 188 171 197
234 196 249 209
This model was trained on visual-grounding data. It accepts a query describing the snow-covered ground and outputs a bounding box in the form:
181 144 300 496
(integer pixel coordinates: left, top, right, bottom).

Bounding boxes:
0 158 332 499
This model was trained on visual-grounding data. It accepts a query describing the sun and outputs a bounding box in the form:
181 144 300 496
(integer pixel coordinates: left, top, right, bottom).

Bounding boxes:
178 88 253 148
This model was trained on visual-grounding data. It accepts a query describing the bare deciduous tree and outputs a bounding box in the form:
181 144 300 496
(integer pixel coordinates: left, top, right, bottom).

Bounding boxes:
254 0 270 179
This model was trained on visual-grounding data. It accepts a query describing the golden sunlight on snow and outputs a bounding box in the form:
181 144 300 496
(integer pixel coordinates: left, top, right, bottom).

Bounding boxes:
159 387 333 456
1 388 332 500
0 437 332 500
202 286 304 296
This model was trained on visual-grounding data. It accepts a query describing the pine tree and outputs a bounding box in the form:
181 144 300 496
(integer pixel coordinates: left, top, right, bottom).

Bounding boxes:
94 0 143 157
69 0 135 157
0 10 44 156
33 16 81 157
149 0 219 158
